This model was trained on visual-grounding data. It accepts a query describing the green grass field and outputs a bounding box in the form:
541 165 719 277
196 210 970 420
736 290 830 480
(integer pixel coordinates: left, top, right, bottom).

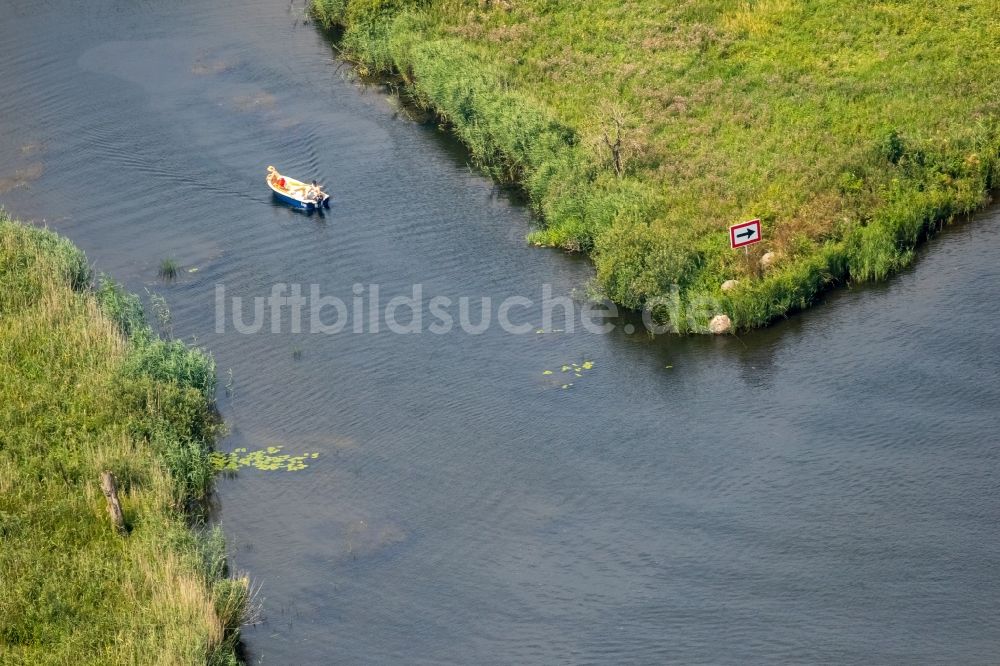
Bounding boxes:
313 0 999 331
0 213 246 665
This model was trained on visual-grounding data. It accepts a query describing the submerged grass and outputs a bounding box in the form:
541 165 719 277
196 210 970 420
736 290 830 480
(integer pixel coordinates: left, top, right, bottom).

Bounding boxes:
312 0 999 331
0 212 246 665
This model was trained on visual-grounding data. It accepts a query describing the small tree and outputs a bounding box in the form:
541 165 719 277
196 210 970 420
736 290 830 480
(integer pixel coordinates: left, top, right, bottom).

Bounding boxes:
591 102 645 178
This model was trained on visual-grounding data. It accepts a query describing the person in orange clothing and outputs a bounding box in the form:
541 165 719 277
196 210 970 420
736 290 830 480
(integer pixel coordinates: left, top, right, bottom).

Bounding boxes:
267 166 286 190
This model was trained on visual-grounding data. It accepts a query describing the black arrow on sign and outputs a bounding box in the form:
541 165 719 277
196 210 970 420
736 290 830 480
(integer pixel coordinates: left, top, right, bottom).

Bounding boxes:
736 227 756 240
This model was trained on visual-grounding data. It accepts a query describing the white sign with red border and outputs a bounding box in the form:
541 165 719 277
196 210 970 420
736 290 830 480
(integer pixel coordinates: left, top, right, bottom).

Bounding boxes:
730 219 762 249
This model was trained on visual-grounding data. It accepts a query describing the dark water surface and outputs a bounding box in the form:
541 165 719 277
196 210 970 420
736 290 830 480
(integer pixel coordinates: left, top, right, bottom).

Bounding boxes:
3 1 1000 663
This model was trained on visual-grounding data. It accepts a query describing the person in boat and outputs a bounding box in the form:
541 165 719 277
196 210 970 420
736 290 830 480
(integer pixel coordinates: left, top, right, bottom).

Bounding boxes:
307 180 325 202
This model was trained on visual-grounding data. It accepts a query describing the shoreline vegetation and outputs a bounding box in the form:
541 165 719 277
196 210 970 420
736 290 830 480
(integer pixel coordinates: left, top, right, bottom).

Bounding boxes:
0 213 246 664
311 0 999 332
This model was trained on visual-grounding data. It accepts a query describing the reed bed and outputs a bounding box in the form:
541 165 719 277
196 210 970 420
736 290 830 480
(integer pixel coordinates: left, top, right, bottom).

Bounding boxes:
0 212 246 665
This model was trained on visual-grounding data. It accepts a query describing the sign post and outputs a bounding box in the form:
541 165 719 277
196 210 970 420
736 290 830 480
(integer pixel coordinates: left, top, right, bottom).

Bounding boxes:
730 219 762 253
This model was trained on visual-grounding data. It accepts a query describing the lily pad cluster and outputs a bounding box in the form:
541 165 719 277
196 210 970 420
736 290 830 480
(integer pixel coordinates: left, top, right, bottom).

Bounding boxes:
211 445 319 472
542 360 595 389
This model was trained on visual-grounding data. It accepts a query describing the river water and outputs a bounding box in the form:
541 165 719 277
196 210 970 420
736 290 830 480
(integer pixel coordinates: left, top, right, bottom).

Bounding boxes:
2 0 1000 663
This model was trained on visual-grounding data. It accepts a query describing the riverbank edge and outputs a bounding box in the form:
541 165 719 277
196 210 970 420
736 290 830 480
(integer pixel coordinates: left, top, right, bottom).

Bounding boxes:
309 1 998 333
0 213 246 664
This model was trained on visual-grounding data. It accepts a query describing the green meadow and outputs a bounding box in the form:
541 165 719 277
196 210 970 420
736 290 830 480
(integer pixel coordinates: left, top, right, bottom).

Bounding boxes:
313 0 999 331
0 214 246 664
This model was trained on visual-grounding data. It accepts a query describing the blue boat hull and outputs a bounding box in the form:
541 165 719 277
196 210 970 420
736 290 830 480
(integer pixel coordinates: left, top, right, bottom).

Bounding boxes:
272 190 317 210
272 190 328 209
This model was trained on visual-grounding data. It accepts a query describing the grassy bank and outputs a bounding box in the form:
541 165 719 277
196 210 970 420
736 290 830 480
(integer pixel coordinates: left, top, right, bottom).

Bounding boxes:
312 0 999 332
0 213 246 664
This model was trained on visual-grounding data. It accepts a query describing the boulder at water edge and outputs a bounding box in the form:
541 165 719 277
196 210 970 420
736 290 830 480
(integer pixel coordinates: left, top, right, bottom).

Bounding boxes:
709 314 732 334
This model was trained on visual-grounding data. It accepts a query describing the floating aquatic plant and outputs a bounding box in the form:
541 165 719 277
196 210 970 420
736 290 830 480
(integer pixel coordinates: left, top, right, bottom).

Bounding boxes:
542 359 596 389
211 446 319 473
